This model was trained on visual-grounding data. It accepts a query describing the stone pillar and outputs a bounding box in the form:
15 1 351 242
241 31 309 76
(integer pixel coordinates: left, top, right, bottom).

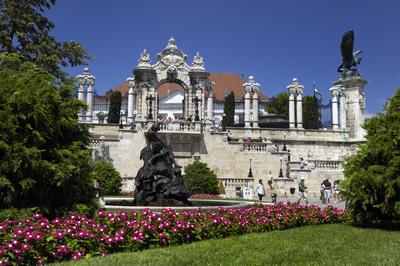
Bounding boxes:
77 79 84 121
330 86 340 130
141 86 148 119
334 76 367 140
86 79 94 122
252 92 259 128
244 91 251 128
287 78 304 129
288 92 295 128
127 77 135 123
136 91 142 119
296 92 303 129
243 76 260 128
339 92 346 130
207 90 214 122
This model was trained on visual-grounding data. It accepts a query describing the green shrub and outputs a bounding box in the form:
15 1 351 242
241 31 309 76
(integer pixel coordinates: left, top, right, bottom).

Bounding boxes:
0 207 40 222
341 89 400 227
184 160 218 194
93 161 122 196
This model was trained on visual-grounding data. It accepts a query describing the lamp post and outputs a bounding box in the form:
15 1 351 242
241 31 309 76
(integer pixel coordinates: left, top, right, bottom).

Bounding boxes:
278 157 284 177
222 113 226 132
119 110 124 129
146 94 154 120
282 133 287 151
248 158 253 178
192 96 201 121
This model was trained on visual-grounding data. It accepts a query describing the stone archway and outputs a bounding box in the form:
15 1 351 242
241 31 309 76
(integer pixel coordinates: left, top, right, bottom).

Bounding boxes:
131 37 214 124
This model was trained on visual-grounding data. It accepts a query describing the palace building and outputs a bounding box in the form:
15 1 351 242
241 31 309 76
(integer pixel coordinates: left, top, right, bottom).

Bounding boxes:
78 38 367 198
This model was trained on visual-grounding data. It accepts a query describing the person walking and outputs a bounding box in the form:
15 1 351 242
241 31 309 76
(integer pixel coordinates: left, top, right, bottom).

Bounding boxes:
297 177 308 204
256 179 266 202
320 181 326 204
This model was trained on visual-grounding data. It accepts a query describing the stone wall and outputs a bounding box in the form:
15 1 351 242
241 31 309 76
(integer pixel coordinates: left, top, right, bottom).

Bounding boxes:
88 124 361 196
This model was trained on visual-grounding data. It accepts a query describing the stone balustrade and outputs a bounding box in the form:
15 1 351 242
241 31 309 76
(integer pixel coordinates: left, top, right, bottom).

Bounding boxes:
242 143 270 153
308 160 344 170
156 121 203 133
219 177 254 188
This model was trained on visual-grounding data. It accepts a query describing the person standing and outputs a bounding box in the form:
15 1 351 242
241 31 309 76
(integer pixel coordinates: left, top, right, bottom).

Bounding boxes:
297 177 308 204
300 157 305 169
323 179 332 204
267 171 274 189
256 179 266 202
320 181 326 204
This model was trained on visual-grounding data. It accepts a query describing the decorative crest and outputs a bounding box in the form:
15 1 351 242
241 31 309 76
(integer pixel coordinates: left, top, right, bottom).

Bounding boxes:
137 49 152 68
166 37 177 49
191 52 205 71
243 75 260 93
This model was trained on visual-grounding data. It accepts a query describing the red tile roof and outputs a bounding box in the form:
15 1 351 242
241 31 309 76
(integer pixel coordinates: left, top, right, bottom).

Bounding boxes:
105 73 268 102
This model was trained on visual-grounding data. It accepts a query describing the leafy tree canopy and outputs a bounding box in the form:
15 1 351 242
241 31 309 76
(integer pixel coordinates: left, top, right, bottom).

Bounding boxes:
222 91 235 127
303 95 322 129
107 91 122 124
265 92 289 118
0 0 90 79
0 54 96 217
342 89 400 227
184 161 219 195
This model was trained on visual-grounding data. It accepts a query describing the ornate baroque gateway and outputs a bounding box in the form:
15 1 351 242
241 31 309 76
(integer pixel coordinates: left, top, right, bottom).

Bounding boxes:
81 33 368 198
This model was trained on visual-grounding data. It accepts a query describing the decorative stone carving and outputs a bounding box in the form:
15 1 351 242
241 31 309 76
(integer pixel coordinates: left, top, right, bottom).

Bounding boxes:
359 91 366 110
191 51 205 71
137 49 152 68
156 37 188 71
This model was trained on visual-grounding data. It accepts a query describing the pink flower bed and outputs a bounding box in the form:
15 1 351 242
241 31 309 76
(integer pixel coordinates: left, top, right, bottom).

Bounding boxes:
189 194 221 199
0 202 347 265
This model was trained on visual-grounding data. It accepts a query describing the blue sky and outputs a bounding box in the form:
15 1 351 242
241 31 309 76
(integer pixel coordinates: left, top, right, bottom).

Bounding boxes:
47 0 400 116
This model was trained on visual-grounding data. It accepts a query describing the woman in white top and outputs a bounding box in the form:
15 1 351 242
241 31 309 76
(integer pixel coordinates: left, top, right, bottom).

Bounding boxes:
256 179 265 202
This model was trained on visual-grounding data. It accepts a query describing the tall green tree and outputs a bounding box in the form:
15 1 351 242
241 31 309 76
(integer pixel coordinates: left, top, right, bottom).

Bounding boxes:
0 0 89 79
303 95 322 129
0 54 97 217
184 161 218 195
107 91 122 124
222 91 235 127
342 89 400 227
265 92 289 118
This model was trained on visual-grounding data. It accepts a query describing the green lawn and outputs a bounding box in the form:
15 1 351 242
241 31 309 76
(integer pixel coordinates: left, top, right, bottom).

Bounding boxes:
54 224 400 266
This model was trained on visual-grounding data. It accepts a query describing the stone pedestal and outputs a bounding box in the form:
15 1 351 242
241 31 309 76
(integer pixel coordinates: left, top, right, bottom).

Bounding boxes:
333 75 367 140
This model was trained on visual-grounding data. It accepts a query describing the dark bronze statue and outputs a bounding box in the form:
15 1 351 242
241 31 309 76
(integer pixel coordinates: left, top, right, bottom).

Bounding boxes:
134 123 191 206
337 30 362 73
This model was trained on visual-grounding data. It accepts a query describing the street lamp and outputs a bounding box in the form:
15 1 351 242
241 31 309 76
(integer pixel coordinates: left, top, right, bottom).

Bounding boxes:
119 110 124 129
192 96 201 121
278 156 284 177
248 158 253 178
146 94 154 120
222 113 226 132
282 133 287 151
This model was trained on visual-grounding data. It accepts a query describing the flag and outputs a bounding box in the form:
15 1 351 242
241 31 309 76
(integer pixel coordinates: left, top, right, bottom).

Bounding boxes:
313 82 323 103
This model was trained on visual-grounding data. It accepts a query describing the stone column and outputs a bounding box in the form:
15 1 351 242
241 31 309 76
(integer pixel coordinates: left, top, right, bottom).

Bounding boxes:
136 91 142 120
244 91 251 128
207 90 214 122
288 92 295 128
252 91 259 128
296 92 303 129
339 90 347 130
127 78 135 123
77 79 84 121
330 86 340 130
141 86 148 119
86 79 94 122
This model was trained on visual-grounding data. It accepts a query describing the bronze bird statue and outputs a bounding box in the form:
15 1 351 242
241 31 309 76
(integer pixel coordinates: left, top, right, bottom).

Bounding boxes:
337 30 362 72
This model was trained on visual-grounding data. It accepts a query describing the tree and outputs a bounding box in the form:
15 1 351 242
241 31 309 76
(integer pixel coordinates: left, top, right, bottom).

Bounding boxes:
107 91 122 124
93 161 122 196
222 91 235 127
265 92 289 118
0 54 97 217
341 89 400 227
303 96 322 129
184 161 218 195
0 0 89 79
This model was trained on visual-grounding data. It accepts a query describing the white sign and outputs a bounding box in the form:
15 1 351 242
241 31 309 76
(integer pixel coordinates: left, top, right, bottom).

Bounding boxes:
242 188 253 200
